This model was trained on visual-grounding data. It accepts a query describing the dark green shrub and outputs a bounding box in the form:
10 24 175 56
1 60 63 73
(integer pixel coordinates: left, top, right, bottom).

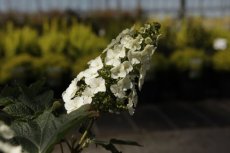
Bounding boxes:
0 54 36 83
146 53 170 81
175 18 214 52
34 53 70 77
156 18 178 55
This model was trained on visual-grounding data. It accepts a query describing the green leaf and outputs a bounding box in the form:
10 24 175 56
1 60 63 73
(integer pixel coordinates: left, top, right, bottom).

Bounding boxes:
110 139 142 147
94 140 121 153
1 81 55 121
3 103 34 120
93 138 142 153
0 97 14 107
101 143 121 153
28 80 46 96
11 104 97 153
0 85 19 98
17 83 54 113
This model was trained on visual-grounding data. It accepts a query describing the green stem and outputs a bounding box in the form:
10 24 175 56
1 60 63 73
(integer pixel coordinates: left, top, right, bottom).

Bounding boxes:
74 118 95 153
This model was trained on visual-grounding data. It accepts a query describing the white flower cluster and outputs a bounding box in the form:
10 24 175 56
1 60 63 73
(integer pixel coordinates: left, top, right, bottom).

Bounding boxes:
0 121 22 153
62 23 160 115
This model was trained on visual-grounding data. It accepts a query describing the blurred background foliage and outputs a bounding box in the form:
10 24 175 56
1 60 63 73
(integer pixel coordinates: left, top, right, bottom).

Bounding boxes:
0 16 108 92
0 11 229 99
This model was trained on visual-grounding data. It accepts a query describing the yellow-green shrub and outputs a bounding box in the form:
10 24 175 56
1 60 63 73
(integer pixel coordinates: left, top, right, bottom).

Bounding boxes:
2 22 21 58
170 48 208 72
0 19 108 84
38 30 67 55
212 50 230 71
37 19 107 58
19 26 39 55
34 54 70 79
1 23 39 57
67 21 107 58
38 19 67 55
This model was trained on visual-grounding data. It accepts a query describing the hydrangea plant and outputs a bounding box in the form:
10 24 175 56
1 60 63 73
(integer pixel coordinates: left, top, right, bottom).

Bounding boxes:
63 22 160 115
0 22 160 153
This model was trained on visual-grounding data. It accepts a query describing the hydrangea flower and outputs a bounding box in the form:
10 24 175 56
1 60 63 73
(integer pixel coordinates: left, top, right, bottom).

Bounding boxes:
63 23 160 115
0 121 22 153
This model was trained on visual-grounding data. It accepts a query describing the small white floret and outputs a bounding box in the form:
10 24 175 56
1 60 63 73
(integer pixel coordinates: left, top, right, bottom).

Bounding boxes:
85 77 106 94
111 61 133 79
88 56 103 71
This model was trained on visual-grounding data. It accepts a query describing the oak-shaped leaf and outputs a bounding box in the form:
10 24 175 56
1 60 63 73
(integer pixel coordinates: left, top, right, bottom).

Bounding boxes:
11 104 97 153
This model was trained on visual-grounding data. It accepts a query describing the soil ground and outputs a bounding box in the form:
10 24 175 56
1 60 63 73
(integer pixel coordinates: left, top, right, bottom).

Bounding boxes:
53 99 230 153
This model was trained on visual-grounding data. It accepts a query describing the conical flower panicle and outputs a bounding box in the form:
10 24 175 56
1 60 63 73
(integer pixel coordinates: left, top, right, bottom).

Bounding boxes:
63 23 160 115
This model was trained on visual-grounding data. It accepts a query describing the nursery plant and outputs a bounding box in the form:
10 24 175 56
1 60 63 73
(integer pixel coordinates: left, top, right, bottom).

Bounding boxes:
0 22 160 153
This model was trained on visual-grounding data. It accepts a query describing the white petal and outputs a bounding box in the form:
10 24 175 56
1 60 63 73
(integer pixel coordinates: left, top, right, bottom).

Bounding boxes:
62 78 78 103
120 35 133 45
85 77 106 94
121 34 143 50
141 45 154 59
127 89 137 115
83 96 92 104
110 76 132 98
0 141 22 153
118 76 133 91
111 61 133 79
105 49 121 66
113 45 126 58
110 84 125 98
123 61 133 73
105 46 125 67
64 96 84 113
77 72 84 81
128 107 135 115
103 39 117 53
132 34 143 50
138 66 147 90
64 95 92 114
145 37 152 44
82 87 94 97
105 58 121 67
111 65 122 79
128 50 142 65
88 56 103 71
129 89 138 107
0 122 14 139
82 68 99 80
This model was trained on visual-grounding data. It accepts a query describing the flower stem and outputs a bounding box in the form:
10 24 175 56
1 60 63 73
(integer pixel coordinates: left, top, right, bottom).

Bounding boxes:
74 118 95 153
